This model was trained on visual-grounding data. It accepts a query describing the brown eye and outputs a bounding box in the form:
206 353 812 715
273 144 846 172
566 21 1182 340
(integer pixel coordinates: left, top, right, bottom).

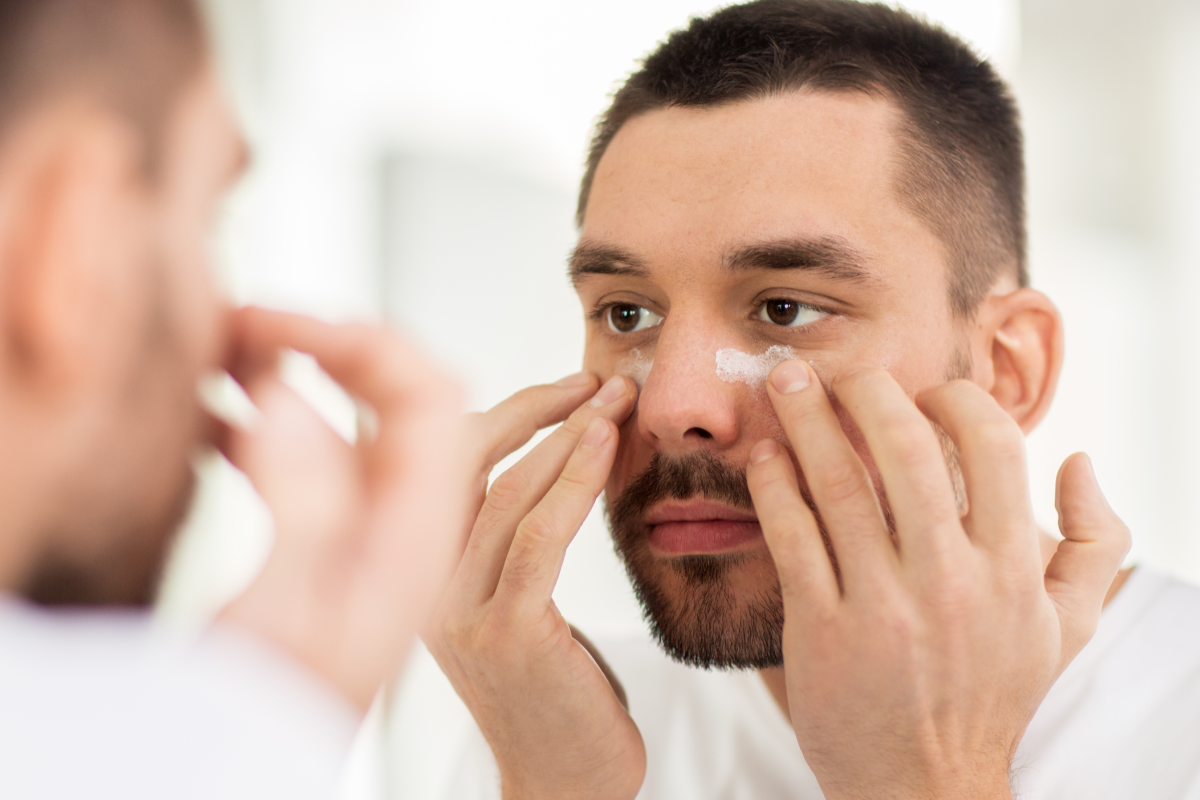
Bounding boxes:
757 298 829 328
607 304 663 334
765 299 799 325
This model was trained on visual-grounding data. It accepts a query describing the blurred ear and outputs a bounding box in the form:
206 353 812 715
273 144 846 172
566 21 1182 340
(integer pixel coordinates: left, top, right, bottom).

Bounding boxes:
0 107 145 393
971 288 1063 433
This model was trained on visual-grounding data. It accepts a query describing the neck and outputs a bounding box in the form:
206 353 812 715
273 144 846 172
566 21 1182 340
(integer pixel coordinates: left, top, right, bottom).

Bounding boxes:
760 530 1134 725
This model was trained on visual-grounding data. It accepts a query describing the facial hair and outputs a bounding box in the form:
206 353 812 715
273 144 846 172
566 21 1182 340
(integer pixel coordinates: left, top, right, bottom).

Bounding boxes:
606 352 972 671
24 471 197 606
607 450 788 669
23 253 204 608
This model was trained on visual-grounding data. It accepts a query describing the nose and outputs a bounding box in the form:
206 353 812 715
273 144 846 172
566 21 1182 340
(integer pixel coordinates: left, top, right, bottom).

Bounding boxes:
636 315 743 454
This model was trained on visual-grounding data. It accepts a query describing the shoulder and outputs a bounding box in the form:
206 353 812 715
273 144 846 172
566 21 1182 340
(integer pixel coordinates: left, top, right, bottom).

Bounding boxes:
1016 567 1200 800
0 601 357 800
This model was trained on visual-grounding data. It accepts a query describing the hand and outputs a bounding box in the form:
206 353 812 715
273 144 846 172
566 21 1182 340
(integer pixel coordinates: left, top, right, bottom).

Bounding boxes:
426 374 647 800
745 362 1130 800
216 307 470 712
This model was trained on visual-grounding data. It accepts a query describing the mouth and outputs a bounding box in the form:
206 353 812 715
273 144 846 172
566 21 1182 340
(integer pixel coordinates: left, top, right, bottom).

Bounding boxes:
644 499 763 556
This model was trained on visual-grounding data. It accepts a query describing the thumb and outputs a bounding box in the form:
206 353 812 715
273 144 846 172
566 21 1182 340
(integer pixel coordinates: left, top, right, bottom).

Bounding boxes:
1044 452 1131 661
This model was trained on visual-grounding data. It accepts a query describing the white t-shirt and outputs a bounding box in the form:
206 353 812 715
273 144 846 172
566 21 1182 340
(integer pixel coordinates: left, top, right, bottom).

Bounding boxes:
443 566 1200 799
0 597 360 800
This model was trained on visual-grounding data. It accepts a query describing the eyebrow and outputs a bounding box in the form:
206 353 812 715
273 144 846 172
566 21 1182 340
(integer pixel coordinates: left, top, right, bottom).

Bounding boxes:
568 236 878 286
724 237 877 283
568 242 649 285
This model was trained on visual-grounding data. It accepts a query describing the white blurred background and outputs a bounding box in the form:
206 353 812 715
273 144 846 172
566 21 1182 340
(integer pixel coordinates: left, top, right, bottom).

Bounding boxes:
157 0 1200 797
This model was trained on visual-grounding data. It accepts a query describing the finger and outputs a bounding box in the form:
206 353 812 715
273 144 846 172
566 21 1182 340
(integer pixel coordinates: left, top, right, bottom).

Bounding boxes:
1045 453 1131 661
226 377 363 571
455 376 636 605
357 359 473 651
831 366 964 569
916 380 1037 557
228 307 455 432
746 438 840 612
466 373 600 478
765 359 895 597
493 417 617 616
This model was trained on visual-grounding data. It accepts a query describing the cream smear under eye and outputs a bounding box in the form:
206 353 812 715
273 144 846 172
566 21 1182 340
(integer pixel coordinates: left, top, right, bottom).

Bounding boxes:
715 345 798 388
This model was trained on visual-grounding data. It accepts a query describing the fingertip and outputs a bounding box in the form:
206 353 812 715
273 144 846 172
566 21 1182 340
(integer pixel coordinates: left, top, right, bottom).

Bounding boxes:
749 438 782 466
1056 452 1100 515
768 359 812 396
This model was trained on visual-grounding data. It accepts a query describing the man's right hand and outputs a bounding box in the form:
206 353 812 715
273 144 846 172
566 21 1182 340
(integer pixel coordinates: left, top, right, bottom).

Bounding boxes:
426 374 647 800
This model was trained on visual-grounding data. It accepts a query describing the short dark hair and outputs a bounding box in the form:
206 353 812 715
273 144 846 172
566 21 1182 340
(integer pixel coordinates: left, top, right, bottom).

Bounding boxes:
0 0 207 177
579 0 1026 317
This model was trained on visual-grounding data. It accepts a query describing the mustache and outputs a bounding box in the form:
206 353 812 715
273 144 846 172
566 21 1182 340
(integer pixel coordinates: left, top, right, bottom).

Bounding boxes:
607 451 754 536
606 449 843 578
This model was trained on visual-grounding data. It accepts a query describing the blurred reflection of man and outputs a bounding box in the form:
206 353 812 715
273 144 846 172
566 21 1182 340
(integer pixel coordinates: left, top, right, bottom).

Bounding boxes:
0 2 469 797
429 2 1200 799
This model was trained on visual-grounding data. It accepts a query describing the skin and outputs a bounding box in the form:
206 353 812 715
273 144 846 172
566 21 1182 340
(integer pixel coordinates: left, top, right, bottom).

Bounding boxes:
0 64 470 713
429 90 1130 800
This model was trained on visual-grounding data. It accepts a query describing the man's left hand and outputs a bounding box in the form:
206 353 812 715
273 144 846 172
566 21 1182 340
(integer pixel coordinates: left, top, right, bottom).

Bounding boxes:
746 361 1130 800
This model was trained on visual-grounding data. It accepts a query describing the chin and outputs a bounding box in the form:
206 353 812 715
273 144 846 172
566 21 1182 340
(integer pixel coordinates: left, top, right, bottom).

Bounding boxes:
617 535 786 670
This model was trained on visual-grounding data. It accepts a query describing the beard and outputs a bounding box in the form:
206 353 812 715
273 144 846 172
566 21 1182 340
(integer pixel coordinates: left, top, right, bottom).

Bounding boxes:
607 450 788 669
22 252 206 608
24 470 197 607
606 353 971 671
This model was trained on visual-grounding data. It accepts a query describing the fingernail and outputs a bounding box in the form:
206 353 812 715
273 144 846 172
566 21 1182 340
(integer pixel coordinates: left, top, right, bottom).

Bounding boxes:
556 371 593 388
581 417 612 448
589 376 627 407
770 360 810 394
750 438 781 465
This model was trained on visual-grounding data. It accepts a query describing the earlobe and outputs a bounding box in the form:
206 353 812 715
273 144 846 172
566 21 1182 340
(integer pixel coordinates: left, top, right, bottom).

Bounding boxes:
978 288 1064 433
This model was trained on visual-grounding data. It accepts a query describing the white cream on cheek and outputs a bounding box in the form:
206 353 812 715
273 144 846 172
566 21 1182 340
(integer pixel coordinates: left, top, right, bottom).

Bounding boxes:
615 347 654 389
715 345 798 388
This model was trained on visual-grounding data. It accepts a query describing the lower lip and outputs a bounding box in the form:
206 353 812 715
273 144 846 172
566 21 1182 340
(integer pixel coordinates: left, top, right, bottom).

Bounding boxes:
649 520 764 555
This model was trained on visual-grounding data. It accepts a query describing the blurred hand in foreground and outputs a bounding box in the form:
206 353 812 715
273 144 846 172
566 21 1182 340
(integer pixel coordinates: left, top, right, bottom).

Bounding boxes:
217 307 470 712
746 362 1130 800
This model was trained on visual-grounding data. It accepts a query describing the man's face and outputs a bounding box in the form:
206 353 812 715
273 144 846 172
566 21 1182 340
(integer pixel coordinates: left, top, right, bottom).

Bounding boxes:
26 67 246 605
574 91 971 667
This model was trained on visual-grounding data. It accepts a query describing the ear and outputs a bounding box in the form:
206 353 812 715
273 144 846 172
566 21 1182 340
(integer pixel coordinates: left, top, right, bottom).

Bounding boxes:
0 107 146 393
970 288 1063 434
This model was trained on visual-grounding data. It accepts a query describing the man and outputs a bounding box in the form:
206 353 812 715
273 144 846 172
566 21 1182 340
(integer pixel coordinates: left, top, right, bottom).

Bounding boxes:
428 2 1199 799
0 1 470 797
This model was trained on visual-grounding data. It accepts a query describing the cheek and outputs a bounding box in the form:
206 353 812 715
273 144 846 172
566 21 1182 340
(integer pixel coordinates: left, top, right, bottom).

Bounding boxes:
608 412 649 497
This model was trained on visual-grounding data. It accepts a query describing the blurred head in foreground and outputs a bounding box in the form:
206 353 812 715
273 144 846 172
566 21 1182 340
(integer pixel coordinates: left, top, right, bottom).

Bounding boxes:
571 0 1062 669
0 0 241 606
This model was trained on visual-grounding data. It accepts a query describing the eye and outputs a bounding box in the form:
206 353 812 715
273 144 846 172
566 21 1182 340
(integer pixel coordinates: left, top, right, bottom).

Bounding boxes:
757 298 828 328
607 303 664 334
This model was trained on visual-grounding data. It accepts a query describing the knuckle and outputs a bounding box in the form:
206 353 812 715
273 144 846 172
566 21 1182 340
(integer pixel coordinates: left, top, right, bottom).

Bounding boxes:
819 461 872 504
485 469 534 514
441 614 476 653
556 461 598 495
501 548 545 594
881 423 932 471
515 511 559 550
560 405 597 436
472 615 516 656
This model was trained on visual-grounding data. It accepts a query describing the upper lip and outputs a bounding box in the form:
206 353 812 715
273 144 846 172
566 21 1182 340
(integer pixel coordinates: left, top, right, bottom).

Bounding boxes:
644 500 758 525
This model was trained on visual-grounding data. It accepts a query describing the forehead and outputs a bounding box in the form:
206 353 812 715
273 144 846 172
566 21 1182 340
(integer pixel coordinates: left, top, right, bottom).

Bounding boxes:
582 91 945 286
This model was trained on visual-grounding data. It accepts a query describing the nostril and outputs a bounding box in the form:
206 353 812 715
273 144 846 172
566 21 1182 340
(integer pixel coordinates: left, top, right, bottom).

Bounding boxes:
686 427 714 440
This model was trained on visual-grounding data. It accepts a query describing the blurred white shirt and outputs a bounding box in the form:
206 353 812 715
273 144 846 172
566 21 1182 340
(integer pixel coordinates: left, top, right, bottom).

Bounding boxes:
443 566 1200 799
0 597 358 800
